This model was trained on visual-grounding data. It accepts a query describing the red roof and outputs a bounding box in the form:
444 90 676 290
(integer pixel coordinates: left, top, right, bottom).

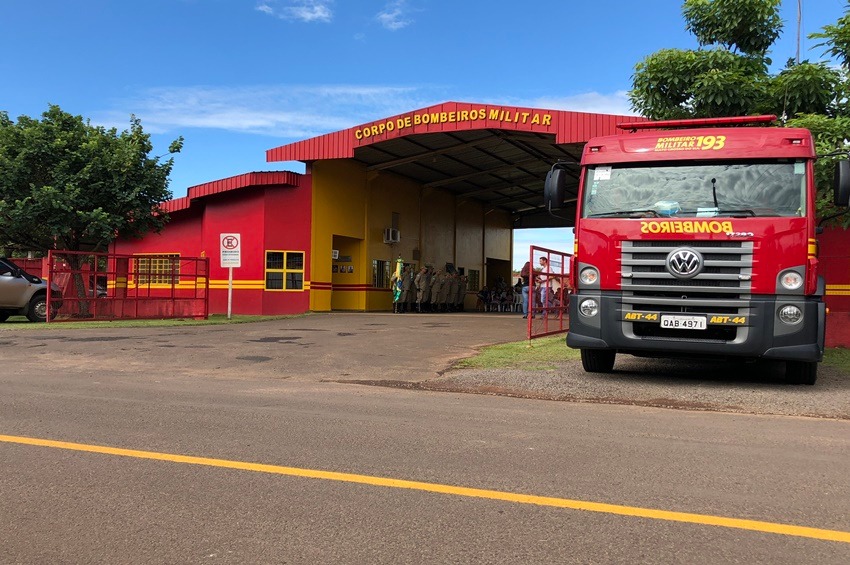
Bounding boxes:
161 171 301 213
266 101 646 162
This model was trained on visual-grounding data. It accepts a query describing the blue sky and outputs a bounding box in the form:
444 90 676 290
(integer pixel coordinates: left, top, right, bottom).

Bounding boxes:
2 0 846 267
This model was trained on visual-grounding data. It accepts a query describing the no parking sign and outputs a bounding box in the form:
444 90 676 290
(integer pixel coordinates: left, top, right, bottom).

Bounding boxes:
220 233 241 319
220 233 241 268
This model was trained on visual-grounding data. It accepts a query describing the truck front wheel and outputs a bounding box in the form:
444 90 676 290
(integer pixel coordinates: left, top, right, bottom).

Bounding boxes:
786 360 818 385
581 349 616 373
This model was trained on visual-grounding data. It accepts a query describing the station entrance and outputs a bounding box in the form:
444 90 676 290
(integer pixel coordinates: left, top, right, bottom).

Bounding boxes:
266 102 644 313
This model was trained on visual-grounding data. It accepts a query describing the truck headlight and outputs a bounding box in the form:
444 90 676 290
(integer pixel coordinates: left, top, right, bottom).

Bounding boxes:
779 270 803 291
778 304 803 325
579 267 599 285
579 298 599 317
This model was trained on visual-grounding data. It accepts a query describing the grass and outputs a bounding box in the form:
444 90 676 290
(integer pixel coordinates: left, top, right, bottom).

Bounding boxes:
824 347 850 374
0 313 302 330
454 335 580 371
456 334 850 376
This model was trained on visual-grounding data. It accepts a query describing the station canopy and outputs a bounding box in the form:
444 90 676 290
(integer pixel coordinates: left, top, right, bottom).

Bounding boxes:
267 102 645 229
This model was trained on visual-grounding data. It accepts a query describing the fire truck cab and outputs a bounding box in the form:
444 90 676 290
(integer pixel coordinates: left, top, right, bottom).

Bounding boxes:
545 115 850 385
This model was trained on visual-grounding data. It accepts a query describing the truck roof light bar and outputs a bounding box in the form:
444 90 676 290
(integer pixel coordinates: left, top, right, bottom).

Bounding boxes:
617 115 777 131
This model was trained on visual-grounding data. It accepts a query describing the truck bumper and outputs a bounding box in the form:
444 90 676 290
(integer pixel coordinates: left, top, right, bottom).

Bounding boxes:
567 292 825 363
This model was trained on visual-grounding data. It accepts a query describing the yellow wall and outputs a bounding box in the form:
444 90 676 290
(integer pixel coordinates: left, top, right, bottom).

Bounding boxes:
485 209 512 260
311 160 367 311
365 170 422 311
421 188 456 267
310 160 513 312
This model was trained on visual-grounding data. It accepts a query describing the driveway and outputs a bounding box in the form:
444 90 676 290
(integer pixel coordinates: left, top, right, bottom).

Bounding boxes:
0 312 524 382
3 311 848 419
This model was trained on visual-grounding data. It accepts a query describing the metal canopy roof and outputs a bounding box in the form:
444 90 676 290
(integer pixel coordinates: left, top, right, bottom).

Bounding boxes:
354 129 583 228
266 102 646 229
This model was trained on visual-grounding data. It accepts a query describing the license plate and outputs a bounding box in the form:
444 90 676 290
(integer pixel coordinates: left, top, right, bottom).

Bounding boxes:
660 315 707 330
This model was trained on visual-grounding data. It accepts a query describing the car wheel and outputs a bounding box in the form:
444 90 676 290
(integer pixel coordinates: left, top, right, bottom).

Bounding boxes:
26 295 48 323
581 349 616 373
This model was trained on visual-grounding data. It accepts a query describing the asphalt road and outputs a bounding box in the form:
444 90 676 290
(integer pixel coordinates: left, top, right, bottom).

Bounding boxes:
2 314 849 563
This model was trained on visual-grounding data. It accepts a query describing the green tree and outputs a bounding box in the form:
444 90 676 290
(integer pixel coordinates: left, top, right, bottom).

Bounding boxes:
630 0 786 119
683 0 783 55
0 105 183 314
0 105 182 255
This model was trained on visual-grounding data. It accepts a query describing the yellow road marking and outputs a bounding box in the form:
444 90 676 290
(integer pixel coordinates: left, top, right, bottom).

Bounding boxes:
2 433 849 545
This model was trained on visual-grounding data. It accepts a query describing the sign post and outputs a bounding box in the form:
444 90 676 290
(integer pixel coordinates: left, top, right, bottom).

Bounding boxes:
220 233 241 320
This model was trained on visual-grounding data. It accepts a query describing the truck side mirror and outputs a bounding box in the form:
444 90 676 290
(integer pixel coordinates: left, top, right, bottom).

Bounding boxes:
544 168 568 211
834 160 850 206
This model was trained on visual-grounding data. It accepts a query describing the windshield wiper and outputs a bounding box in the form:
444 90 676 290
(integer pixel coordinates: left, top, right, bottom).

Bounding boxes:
715 209 757 217
588 209 660 218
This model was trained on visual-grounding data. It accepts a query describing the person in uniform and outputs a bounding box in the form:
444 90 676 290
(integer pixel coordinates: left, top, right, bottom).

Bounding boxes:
414 267 428 313
430 269 444 312
421 267 433 312
455 275 468 311
406 265 418 312
400 265 414 313
443 272 458 312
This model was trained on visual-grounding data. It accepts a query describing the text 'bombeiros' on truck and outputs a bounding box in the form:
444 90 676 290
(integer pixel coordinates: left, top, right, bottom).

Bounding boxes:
544 115 850 385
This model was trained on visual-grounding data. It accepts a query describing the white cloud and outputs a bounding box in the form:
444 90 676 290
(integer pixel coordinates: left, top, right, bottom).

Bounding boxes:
377 0 412 30
256 0 333 23
531 91 636 116
255 3 274 15
95 85 638 141
95 84 441 138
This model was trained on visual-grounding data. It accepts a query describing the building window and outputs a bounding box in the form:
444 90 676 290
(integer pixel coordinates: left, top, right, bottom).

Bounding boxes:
467 269 480 291
266 251 304 291
373 260 390 288
135 254 180 285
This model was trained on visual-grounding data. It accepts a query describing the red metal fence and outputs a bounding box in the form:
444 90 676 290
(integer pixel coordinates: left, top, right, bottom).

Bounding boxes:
46 251 209 322
526 246 572 339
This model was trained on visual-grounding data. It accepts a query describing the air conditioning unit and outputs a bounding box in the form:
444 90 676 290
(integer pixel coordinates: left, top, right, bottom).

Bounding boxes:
382 228 400 244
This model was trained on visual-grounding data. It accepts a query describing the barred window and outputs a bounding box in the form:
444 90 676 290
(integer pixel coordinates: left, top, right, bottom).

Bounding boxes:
373 259 390 288
467 269 480 292
135 254 180 285
266 251 304 291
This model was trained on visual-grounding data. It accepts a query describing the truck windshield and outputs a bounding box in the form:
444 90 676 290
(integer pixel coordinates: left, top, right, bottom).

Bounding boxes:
582 161 806 218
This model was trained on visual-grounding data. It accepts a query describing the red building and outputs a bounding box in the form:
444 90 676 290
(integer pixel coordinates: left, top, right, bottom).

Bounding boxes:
113 171 312 315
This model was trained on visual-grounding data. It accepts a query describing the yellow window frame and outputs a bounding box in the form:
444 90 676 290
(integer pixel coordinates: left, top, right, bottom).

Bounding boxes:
265 250 305 292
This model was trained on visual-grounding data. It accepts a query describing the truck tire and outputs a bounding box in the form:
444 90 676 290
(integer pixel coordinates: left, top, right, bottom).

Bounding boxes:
26 295 48 323
786 360 817 385
581 349 616 373
0 311 10 322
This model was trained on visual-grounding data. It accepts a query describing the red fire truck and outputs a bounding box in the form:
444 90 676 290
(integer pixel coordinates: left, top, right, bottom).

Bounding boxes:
545 115 850 385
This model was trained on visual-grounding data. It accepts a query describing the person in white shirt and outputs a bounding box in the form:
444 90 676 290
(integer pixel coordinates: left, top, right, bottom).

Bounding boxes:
538 256 552 314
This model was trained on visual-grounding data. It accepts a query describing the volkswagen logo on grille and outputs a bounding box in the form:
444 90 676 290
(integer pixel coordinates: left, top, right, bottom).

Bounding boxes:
666 248 703 279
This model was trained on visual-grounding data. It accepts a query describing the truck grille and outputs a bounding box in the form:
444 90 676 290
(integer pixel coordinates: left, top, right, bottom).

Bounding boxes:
620 240 754 342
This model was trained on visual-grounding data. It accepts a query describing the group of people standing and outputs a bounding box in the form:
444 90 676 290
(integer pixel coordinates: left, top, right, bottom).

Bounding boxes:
391 265 468 313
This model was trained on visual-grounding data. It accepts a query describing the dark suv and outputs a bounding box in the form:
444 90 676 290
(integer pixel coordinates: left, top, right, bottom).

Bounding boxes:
0 257 63 322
